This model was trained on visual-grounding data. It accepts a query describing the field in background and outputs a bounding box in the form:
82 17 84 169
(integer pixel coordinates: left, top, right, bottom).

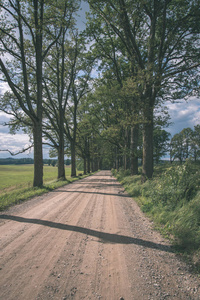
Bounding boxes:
0 164 71 192
0 164 85 211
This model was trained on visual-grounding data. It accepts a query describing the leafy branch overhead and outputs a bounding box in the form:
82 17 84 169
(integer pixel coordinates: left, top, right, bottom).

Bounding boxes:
0 0 200 184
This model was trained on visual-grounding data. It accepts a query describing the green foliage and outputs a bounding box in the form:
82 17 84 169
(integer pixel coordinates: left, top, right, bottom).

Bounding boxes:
170 126 200 162
147 160 199 209
153 126 170 163
112 160 200 256
173 193 200 249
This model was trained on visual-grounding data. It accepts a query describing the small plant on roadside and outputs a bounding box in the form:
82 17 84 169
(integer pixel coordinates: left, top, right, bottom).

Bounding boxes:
112 160 200 264
172 192 200 250
146 159 200 210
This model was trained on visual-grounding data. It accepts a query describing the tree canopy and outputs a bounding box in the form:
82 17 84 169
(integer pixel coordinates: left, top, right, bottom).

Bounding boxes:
0 0 200 185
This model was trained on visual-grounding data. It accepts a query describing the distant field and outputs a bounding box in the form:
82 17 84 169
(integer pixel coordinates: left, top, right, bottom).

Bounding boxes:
0 164 88 211
0 164 71 192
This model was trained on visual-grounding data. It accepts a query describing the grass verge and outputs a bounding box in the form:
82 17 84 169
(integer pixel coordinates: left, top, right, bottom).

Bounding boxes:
112 160 200 273
0 165 90 211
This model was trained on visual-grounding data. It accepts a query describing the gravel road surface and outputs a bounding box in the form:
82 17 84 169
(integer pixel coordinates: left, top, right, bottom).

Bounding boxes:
0 170 199 299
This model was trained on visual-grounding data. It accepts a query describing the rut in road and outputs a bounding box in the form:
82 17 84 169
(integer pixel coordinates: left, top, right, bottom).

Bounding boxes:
0 170 199 300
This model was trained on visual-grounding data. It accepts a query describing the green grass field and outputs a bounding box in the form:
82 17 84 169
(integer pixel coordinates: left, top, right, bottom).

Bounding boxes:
0 165 71 192
0 164 84 211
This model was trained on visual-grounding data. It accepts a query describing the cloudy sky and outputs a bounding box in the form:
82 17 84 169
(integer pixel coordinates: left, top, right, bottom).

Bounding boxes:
0 2 199 159
165 98 200 136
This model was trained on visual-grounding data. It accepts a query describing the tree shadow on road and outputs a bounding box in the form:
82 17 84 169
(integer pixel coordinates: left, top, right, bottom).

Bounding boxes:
52 189 129 198
0 214 173 253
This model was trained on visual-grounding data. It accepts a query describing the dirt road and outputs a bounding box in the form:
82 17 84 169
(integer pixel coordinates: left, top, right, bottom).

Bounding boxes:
0 171 199 300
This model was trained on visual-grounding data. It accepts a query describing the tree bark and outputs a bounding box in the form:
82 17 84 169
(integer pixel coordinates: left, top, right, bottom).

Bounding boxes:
71 140 76 177
115 147 119 170
87 155 91 173
130 125 139 175
57 112 66 180
91 159 95 172
142 105 154 181
33 0 44 187
33 120 43 187
86 138 91 173
57 143 66 180
84 157 87 175
123 128 128 170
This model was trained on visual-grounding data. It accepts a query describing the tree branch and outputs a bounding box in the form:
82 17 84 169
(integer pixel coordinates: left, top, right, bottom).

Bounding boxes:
0 144 33 156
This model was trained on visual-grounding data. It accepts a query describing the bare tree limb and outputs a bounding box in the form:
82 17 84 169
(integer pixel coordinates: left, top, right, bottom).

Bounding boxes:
0 144 33 156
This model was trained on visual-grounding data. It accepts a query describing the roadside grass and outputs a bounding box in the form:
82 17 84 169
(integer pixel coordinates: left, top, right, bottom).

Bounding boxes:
0 165 88 211
112 160 200 272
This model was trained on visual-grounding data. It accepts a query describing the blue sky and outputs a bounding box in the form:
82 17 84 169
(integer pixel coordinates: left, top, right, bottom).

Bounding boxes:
0 2 199 159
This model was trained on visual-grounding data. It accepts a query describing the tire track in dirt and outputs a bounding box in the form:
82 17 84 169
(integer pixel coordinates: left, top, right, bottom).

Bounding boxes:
0 179 100 299
0 171 200 300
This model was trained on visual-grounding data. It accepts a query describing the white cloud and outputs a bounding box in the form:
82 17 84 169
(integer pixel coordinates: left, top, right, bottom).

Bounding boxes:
0 112 52 158
165 97 200 136
0 82 10 94
0 112 11 134
0 111 9 117
0 132 53 159
0 132 33 158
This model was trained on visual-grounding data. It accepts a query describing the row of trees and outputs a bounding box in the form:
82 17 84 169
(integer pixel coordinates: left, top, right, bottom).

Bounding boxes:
85 0 200 181
0 0 91 185
0 0 200 186
170 125 200 163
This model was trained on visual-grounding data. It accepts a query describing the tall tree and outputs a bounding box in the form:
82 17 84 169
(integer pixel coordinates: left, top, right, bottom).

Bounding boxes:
63 34 93 177
42 5 80 180
86 13 141 174
170 126 200 163
153 127 170 163
191 124 200 162
181 127 193 159
86 0 200 179
42 31 92 178
0 0 69 186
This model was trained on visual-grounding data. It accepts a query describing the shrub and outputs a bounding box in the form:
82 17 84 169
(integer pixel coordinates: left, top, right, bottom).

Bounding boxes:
172 192 200 249
145 160 200 210
113 160 200 256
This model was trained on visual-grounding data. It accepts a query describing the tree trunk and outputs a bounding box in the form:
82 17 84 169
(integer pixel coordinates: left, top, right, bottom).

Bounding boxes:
115 147 119 170
142 106 154 181
57 142 66 180
57 112 66 180
71 140 76 177
99 157 102 170
32 3 44 187
33 120 43 187
87 155 90 173
124 153 126 170
91 158 94 172
124 128 128 170
33 19 43 187
84 157 87 175
130 125 139 175
86 138 90 173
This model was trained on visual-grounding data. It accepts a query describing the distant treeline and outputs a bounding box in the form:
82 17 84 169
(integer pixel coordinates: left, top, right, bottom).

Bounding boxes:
0 158 71 166
0 158 34 165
